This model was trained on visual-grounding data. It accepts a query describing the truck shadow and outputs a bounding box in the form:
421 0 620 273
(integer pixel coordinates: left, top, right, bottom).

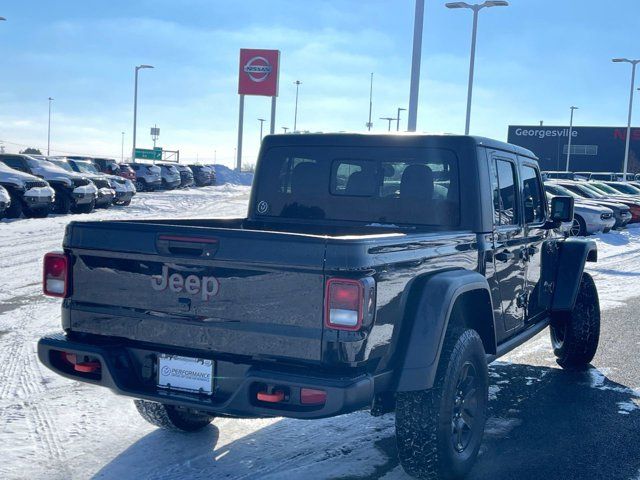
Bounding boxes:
93 364 640 480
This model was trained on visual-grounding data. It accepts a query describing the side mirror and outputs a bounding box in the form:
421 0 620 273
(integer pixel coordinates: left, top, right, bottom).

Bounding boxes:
549 196 574 224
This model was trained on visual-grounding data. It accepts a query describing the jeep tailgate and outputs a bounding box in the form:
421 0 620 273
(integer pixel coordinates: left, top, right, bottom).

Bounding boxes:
63 220 327 362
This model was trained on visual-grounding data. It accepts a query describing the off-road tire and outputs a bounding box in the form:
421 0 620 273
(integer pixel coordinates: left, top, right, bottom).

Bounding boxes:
4 192 23 218
550 272 600 370
134 400 214 432
121 199 132 206
71 199 95 214
396 329 488 480
23 207 49 218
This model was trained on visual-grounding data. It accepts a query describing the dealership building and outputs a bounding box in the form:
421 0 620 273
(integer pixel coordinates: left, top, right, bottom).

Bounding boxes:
507 125 640 173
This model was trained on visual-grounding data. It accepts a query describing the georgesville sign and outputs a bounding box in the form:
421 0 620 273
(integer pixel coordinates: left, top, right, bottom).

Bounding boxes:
238 49 280 97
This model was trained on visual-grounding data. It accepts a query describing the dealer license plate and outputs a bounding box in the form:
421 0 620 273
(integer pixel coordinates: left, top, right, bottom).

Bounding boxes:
157 354 214 395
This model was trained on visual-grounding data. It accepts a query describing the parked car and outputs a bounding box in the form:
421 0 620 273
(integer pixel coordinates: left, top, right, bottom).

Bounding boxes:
157 163 181 189
0 161 55 218
188 164 214 186
594 181 640 198
546 182 632 229
0 185 10 217
0 154 97 214
38 134 599 480
49 158 116 209
545 188 614 236
67 158 136 206
542 170 575 180
589 172 619 181
89 157 136 182
127 163 162 191
174 164 195 188
556 180 640 223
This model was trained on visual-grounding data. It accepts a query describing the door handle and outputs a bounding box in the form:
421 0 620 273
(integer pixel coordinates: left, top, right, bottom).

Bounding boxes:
495 250 515 262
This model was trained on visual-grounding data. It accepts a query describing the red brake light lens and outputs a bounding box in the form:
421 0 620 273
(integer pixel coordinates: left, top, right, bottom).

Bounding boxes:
325 278 363 331
43 252 70 298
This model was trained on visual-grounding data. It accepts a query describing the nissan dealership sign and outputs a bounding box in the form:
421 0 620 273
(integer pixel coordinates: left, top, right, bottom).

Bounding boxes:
238 49 280 97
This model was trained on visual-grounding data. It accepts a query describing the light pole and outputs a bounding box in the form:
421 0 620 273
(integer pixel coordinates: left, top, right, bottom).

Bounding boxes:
407 0 425 132
47 97 54 156
380 117 396 132
258 118 266 140
446 1 509 135
121 132 125 162
566 106 578 172
282 127 289 133
132 64 154 162
612 58 640 181
293 80 302 132
366 73 374 131
396 108 407 131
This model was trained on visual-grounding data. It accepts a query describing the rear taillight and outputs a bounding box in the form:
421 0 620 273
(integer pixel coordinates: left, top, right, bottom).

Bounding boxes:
325 278 364 331
43 252 70 297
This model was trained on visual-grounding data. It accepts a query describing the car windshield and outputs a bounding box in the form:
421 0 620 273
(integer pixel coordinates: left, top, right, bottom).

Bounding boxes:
545 183 582 199
49 160 74 172
74 162 100 174
27 157 73 174
606 183 640 195
590 182 623 195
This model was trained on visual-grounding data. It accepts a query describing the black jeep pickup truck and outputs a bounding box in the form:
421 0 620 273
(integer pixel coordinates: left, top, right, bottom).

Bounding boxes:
38 134 600 480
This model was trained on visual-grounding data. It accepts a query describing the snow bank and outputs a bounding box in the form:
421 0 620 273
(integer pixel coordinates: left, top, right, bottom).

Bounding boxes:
212 164 254 186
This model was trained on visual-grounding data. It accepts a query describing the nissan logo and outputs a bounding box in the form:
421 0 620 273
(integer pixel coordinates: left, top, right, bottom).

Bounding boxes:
243 56 273 83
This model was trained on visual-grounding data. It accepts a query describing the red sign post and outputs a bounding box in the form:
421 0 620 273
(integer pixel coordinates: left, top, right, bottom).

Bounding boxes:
236 49 281 171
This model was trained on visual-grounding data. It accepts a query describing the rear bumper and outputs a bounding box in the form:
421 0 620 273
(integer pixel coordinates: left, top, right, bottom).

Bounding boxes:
37 332 377 419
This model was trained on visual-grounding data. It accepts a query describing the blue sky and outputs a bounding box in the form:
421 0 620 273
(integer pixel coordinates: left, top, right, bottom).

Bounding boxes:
0 0 638 167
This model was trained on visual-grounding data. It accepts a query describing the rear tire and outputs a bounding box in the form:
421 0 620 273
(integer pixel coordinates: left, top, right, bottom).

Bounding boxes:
550 272 600 370
135 180 146 192
134 400 214 432
396 329 488 480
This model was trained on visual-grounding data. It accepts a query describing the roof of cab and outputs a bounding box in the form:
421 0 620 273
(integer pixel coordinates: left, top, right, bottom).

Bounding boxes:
260 132 537 160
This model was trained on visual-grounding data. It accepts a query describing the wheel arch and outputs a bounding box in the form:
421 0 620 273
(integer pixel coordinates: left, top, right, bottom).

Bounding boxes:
550 238 597 312
396 269 496 392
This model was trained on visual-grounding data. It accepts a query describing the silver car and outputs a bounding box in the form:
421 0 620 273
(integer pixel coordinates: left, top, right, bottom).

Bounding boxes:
546 192 615 236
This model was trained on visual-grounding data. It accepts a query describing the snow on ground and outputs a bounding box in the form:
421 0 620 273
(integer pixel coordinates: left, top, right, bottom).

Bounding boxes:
0 191 639 480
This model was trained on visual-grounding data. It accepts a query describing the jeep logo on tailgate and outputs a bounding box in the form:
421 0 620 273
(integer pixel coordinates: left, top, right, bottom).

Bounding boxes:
151 265 219 301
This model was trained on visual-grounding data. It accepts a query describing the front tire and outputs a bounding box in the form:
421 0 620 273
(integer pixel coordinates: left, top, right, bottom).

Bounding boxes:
569 215 587 236
396 329 488 480
71 199 95 214
550 272 600 370
4 192 23 218
134 400 214 432
135 180 146 192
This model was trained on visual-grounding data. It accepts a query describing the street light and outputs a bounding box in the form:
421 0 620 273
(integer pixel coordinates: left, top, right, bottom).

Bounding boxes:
47 97 54 156
397 108 407 131
121 132 125 162
258 118 266 140
446 1 509 135
380 117 396 132
367 73 374 131
612 58 640 181
293 80 302 132
566 106 578 172
132 64 154 162
407 0 425 132
282 127 289 133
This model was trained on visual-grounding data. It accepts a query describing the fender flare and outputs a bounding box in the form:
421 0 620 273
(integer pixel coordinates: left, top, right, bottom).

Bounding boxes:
396 270 495 392
551 238 597 311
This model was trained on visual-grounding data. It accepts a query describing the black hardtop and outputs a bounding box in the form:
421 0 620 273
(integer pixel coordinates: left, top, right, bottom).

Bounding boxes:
260 133 537 160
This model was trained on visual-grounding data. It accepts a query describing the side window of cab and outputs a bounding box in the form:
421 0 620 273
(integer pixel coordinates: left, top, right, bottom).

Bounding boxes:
490 157 520 226
521 165 546 224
